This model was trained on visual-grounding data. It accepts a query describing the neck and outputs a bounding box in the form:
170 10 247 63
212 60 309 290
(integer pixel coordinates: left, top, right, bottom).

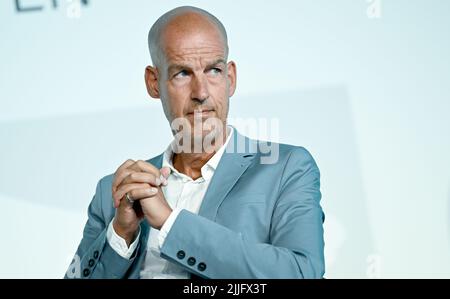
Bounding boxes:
173 128 228 180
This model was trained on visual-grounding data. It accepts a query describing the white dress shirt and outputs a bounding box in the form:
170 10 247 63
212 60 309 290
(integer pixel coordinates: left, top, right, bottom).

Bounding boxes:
106 126 232 278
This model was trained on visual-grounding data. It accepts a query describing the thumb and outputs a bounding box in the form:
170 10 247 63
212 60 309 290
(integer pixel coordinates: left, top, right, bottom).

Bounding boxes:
159 167 171 185
160 167 171 178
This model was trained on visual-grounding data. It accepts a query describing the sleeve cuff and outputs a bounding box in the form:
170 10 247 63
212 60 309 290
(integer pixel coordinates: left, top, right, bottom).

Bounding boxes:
158 208 182 249
106 218 140 259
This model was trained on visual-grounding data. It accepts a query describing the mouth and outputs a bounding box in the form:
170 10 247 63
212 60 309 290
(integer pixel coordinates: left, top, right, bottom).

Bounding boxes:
187 109 215 116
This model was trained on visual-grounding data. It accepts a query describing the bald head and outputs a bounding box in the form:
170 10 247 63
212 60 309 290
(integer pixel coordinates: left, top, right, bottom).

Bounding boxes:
148 6 229 68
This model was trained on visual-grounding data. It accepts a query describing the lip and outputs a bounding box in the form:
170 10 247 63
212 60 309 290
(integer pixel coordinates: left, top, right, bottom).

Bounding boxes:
187 109 214 115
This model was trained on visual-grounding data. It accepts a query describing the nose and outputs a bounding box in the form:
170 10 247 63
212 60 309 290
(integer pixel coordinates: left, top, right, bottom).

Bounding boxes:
191 74 209 103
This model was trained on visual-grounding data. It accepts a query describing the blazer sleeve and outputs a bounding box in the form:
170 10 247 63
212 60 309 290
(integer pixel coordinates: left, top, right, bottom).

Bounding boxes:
159 147 325 278
64 177 141 279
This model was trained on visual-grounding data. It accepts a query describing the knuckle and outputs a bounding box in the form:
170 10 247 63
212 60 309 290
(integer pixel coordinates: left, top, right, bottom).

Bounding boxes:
136 160 146 169
122 170 132 180
115 169 126 177
129 162 139 171
126 184 137 193
129 172 138 180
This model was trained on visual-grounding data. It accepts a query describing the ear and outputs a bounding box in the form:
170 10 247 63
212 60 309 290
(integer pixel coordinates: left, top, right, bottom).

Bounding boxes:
145 66 160 99
227 61 237 97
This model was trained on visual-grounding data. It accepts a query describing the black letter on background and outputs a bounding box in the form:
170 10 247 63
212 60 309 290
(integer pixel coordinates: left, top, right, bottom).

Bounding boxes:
15 0 43 12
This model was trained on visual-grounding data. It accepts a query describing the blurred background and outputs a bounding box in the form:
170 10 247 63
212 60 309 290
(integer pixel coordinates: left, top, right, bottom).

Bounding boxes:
0 0 449 278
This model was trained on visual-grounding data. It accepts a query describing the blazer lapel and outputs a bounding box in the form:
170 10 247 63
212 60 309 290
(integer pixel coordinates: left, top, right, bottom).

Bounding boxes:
198 130 256 221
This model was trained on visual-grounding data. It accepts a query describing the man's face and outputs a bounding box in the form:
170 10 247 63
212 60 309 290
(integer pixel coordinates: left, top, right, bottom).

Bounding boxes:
146 15 236 145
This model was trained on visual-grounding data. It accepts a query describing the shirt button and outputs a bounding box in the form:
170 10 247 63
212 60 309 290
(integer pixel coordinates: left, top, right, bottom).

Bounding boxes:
187 257 196 266
177 250 185 260
83 269 90 277
198 262 207 272
93 251 99 259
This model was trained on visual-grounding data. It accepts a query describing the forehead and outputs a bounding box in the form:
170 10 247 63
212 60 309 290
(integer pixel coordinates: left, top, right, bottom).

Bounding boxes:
160 14 226 64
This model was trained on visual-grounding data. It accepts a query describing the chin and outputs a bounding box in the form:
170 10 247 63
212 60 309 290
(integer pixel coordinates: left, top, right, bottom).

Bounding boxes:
192 127 224 150
191 129 211 141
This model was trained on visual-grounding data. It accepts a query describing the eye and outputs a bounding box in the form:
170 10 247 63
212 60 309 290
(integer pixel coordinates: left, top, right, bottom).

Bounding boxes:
208 68 222 75
174 70 189 79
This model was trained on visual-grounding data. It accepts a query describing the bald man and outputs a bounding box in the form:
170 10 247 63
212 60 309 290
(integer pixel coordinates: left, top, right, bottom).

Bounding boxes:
65 6 325 279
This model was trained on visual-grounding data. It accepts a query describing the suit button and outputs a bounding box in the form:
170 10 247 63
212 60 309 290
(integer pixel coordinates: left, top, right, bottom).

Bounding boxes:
187 257 196 266
198 262 207 272
176 250 185 260
88 259 95 267
83 269 90 277
93 251 99 259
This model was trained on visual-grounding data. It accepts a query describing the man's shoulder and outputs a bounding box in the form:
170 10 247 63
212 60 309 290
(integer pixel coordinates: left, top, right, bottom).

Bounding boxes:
268 140 314 157
272 142 320 179
278 142 317 163
246 135 317 167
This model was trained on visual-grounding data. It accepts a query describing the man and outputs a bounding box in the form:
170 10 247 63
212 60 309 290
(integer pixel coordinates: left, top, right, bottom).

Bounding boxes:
66 6 325 279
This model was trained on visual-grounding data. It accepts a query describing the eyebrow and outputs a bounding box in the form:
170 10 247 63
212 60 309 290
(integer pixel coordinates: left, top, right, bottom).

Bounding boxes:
167 58 226 75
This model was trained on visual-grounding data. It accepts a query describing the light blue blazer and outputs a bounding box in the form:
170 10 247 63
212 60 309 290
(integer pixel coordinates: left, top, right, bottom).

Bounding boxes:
66 129 325 279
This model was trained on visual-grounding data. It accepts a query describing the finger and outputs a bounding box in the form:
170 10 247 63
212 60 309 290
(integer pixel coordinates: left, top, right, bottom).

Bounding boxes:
113 183 151 208
128 187 159 201
112 159 135 192
114 182 150 205
160 167 171 186
129 160 161 176
112 169 135 193
115 159 135 176
121 172 161 187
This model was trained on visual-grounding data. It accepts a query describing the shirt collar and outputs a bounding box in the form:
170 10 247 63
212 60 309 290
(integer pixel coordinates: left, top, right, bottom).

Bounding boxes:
162 125 233 182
